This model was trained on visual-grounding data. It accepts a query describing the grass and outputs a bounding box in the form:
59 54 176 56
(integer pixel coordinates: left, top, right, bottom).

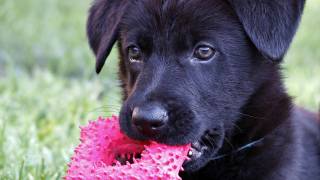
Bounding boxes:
0 0 319 179
283 1 320 110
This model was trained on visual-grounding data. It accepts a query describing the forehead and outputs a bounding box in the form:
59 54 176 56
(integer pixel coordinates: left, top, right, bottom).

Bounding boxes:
120 0 239 38
119 0 245 55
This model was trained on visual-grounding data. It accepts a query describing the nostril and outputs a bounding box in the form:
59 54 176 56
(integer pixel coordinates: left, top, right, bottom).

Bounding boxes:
132 107 140 125
148 118 166 130
131 103 168 134
150 120 165 128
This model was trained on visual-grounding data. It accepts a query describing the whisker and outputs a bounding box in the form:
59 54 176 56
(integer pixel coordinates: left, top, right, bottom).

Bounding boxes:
223 136 234 150
236 112 265 120
227 121 243 133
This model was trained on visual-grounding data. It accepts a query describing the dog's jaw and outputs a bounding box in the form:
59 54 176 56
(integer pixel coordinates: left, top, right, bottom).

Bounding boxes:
183 128 225 172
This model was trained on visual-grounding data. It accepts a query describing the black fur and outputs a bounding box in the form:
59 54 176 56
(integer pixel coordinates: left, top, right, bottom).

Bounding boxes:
86 0 320 179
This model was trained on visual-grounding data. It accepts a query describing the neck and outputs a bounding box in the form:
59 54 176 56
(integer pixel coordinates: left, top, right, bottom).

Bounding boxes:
222 72 292 155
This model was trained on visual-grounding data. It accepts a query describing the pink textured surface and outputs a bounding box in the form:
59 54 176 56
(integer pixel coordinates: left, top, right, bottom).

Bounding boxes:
65 116 190 180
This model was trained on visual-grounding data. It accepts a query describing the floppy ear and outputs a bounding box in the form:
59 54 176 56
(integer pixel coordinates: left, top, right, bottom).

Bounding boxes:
87 0 129 73
228 0 305 61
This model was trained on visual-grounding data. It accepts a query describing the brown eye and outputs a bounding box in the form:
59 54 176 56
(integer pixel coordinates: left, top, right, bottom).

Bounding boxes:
194 45 216 61
128 46 142 62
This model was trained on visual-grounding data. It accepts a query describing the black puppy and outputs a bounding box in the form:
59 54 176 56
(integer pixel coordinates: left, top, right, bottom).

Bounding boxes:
86 0 320 179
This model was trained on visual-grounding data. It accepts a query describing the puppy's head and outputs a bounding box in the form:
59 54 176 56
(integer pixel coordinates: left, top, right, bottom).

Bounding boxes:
87 0 305 171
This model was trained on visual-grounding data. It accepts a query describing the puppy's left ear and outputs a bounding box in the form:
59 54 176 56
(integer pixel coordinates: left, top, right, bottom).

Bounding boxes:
228 0 305 61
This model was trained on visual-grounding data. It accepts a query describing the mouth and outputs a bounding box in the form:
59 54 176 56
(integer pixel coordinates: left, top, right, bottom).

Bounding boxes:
183 129 223 171
187 141 207 161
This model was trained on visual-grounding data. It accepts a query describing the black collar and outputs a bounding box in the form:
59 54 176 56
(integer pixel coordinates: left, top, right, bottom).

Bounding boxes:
208 137 265 161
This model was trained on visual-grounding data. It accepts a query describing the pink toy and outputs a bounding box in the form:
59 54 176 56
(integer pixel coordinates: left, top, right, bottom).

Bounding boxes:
65 116 191 180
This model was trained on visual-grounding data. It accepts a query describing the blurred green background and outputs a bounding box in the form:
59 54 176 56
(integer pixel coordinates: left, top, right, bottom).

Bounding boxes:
0 0 319 179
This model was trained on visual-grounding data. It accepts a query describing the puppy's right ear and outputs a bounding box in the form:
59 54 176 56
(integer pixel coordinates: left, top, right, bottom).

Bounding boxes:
87 0 129 74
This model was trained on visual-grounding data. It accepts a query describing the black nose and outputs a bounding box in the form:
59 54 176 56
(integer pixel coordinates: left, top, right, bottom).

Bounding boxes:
132 102 168 136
